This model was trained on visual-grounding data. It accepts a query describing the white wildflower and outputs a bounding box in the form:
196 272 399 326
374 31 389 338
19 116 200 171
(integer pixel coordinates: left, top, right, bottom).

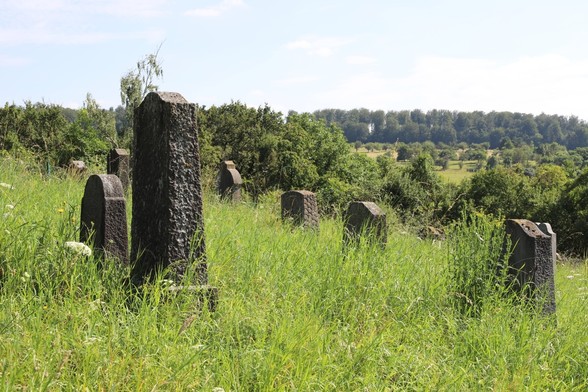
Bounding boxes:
161 279 175 287
64 241 92 257
5 204 14 209
0 183 13 189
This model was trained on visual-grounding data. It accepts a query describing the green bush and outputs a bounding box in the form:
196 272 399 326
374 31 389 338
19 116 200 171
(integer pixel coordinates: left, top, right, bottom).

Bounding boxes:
382 153 455 226
550 168 588 253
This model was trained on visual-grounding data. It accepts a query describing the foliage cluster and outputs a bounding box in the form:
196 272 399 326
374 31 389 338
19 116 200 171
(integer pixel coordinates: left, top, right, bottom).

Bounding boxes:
314 108 588 149
198 103 382 212
5 95 588 252
0 95 114 167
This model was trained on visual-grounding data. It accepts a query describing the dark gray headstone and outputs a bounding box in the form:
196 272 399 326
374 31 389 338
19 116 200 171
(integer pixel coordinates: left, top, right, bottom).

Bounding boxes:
281 190 319 229
107 148 130 192
80 174 128 263
536 222 557 273
505 219 556 315
130 92 210 294
218 160 243 202
343 201 387 247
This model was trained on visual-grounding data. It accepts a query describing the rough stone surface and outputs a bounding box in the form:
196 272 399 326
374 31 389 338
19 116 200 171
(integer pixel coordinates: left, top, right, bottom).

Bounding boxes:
107 148 130 192
130 91 207 285
505 219 556 315
536 222 557 272
68 160 87 175
218 160 243 202
80 174 128 263
281 190 319 229
343 201 387 247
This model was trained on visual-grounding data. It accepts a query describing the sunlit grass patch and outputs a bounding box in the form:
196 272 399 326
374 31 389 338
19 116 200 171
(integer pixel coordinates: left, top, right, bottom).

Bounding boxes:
0 157 587 390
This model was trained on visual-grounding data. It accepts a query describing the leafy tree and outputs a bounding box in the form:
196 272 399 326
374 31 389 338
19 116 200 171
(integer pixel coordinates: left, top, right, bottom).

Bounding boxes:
198 101 284 197
486 155 499 169
383 153 453 225
396 143 421 161
0 103 22 151
550 168 588 253
83 93 117 146
119 45 164 146
454 167 536 219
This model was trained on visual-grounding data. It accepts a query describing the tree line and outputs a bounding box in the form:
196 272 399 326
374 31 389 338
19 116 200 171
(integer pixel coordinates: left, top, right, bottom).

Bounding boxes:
3 43 588 254
313 108 588 149
3 98 588 254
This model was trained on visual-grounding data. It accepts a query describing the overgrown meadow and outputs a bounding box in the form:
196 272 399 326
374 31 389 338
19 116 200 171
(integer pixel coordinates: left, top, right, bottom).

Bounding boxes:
1 157 587 391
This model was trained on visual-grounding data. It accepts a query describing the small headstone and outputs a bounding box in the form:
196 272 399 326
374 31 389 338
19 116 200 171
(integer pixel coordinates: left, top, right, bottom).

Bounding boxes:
107 148 130 192
130 92 215 309
218 160 243 202
343 201 387 247
68 160 87 175
505 219 556 315
80 174 128 263
281 190 319 229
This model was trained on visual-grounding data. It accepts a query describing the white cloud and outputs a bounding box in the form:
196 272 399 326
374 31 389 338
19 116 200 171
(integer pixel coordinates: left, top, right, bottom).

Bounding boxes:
315 54 588 119
316 72 401 110
2 0 168 18
285 36 353 57
275 76 319 86
403 54 588 116
0 27 164 45
184 0 244 17
0 0 168 46
346 55 376 65
0 54 29 67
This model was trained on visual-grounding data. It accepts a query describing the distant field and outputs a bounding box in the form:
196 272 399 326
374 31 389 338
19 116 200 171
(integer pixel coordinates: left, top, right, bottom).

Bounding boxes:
354 147 392 159
436 160 480 184
355 147 480 183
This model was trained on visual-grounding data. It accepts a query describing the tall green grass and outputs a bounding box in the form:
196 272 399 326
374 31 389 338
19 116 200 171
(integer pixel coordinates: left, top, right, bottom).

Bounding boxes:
0 157 587 390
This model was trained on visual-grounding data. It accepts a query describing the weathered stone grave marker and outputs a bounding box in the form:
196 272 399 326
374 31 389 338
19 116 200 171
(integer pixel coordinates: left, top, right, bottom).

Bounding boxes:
343 201 387 247
68 160 87 176
218 160 243 202
107 148 130 192
281 190 319 229
80 174 128 263
130 91 216 310
536 222 557 272
505 219 556 315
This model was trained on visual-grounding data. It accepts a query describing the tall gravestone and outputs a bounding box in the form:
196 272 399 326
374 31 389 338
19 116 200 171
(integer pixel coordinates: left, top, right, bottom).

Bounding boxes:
80 174 128 263
536 222 557 273
505 219 556 315
218 160 243 202
107 148 130 192
343 201 387 247
130 92 210 295
281 190 319 229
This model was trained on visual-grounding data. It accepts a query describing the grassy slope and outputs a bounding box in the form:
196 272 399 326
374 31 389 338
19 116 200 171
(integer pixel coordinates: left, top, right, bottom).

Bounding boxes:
0 158 587 390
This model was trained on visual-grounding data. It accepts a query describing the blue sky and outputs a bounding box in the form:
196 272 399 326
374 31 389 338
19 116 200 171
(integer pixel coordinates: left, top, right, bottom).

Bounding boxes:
2 0 588 120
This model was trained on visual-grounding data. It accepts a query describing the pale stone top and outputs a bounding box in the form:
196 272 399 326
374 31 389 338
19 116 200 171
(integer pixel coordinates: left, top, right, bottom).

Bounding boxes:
146 91 188 103
510 219 549 238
